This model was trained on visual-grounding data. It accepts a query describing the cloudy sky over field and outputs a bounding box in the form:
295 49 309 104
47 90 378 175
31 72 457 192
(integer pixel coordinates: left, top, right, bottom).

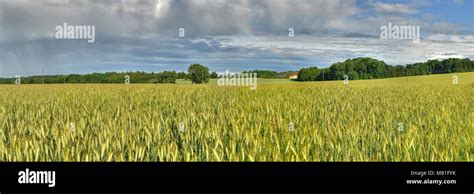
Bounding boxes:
0 0 473 76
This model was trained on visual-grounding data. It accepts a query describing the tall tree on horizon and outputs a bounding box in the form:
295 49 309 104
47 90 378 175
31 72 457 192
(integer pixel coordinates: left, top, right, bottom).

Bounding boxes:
187 64 210 84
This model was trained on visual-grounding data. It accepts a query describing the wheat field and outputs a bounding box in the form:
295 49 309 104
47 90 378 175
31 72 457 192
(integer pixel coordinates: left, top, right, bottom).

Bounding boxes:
0 73 472 161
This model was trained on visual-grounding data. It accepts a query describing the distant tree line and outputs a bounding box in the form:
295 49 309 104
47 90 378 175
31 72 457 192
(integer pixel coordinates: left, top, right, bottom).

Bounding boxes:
0 71 177 84
3 58 470 84
0 63 218 84
242 70 278 78
297 57 474 81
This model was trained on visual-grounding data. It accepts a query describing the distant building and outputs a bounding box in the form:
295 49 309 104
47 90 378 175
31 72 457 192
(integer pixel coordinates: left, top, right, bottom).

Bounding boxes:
288 73 298 80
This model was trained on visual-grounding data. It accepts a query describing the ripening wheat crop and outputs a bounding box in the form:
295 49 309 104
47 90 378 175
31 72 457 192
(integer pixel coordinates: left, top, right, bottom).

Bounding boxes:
0 73 472 161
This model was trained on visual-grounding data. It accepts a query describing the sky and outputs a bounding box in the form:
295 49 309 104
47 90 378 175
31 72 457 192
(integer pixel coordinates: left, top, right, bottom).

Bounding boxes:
0 0 473 77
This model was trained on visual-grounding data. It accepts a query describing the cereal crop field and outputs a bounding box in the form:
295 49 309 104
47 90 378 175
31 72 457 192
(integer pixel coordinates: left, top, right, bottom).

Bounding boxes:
0 73 472 161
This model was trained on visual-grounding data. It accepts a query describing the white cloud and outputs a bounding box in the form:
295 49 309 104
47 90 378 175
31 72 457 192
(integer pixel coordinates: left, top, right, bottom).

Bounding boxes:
154 0 171 19
428 52 466 60
372 2 418 14
426 34 474 43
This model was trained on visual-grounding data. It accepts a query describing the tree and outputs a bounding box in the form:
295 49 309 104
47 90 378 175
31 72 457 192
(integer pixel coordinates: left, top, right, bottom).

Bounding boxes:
187 64 209 84
248 70 277 78
177 72 188 80
295 57 474 82
210 72 218 79
297 67 319 81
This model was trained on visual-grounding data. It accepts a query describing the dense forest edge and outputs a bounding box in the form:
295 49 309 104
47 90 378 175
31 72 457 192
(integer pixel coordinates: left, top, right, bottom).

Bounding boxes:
0 57 472 84
297 57 473 81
